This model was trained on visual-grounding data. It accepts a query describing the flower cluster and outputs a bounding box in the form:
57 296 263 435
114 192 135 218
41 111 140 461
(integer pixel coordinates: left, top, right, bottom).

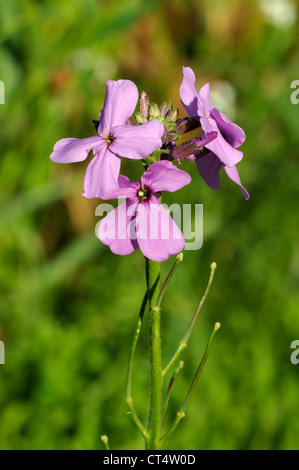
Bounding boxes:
50 67 249 261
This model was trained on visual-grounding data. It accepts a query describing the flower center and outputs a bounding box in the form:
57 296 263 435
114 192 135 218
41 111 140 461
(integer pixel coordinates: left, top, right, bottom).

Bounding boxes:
137 183 151 202
106 134 114 145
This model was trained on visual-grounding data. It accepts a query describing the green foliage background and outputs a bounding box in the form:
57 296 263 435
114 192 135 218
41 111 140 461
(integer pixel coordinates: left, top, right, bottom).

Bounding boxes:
0 0 299 450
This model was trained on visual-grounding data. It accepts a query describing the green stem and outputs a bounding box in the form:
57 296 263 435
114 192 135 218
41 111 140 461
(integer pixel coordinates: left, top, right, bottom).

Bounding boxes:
162 262 217 377
159 322 221 447
126 291 148 399
125 291 149 439
145 258 162 450
155 253 183 308
161 360 184 427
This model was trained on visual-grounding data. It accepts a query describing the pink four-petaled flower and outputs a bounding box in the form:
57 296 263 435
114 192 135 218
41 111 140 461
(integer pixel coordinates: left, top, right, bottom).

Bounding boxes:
98 161 191 262
50 80 164 198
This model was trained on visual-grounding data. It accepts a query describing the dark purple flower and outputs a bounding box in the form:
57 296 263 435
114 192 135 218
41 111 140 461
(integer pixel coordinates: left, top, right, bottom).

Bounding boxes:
50 80 164 198
98 161 191 262
180 67 249 199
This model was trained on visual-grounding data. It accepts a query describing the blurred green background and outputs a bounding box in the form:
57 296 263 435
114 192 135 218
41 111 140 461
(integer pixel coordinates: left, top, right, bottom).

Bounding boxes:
1 0 299 450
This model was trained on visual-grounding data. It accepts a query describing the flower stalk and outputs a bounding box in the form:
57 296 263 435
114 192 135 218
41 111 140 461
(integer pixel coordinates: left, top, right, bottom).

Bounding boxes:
125 290 149 440
159 322 221 447
145 258 162 450
162 261 217 377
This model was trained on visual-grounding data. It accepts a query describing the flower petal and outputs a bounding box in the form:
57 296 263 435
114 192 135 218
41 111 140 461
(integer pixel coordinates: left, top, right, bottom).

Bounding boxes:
180 67 204 117
109 120 164 159
141 160 191 193
101 175 140 201
98 80 139 134
136 200 185 262
98 201 138 255
210 108 246 148
83 147 121 199
198 82 212 116
224 165 250 200
50 136 103 163
200 116 243 167
196 152 222 190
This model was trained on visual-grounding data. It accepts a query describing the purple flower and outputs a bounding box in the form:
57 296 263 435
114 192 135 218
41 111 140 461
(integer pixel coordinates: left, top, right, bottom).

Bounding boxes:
180 67 249 200
98 161 191 262
50 80 164 198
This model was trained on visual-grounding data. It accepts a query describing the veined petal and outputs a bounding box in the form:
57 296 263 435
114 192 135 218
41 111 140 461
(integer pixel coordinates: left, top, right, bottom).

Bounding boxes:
101 175 140 201
136 200 185 262
224 165 250 200
83 147 121 199
198 82 212 117
200 116 243 167
98 201 138 255
141 160 191 193
50 135 103 163
210 108 246 148
180 67 204 117
109 119 164 159
196 152 222 190
98 80 138 134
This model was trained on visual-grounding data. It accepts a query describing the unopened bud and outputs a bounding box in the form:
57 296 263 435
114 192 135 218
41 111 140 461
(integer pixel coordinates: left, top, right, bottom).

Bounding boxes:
134 112 147 124
140 91 149 119
166 107 178 122
160 101 172 117
149 102 160 118
164 121 176 131
167 130 182 142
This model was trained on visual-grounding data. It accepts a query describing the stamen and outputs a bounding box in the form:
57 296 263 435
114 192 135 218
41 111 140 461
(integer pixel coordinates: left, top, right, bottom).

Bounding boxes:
106 134 114 144
137 184 151 202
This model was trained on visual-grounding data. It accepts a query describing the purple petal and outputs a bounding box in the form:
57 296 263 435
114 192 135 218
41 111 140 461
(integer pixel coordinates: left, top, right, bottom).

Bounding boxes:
198 83 212 117
83 147 121 199
98 201 138 255
196 152 222 190
210 108 246 148
224 165 250 200
194 131 218 149
101 175 139 201
180 67 204 117
50 136 103 163
98 80 138 134
136 200 185 262
109 120 164 159
200 116 243 167
141 160 191 193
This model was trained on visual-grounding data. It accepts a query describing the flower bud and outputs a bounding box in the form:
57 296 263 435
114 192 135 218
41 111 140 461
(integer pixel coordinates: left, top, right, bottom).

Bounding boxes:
164 120 176 131
134 112 147 124
166 107 178 122
139 91 149 119
160 101 172 117
149 102 160 118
